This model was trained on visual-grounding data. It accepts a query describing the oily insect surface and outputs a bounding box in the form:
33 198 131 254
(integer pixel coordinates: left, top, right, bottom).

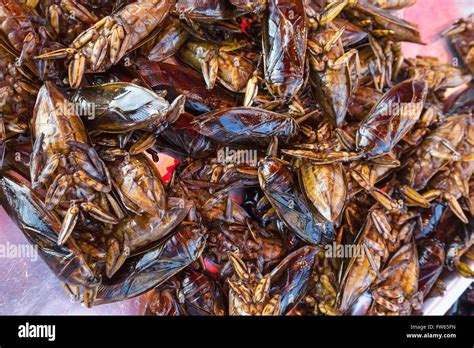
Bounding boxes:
0 0 472 315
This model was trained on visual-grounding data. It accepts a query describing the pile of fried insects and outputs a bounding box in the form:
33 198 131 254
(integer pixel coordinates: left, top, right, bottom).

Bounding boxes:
0 0 472 315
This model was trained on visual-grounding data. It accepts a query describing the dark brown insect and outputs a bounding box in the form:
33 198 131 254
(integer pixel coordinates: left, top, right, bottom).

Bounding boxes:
0 0 472 317
263 0 307 101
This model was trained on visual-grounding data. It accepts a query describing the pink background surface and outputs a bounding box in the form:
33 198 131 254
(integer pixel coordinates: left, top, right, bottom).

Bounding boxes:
0 0 472 315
